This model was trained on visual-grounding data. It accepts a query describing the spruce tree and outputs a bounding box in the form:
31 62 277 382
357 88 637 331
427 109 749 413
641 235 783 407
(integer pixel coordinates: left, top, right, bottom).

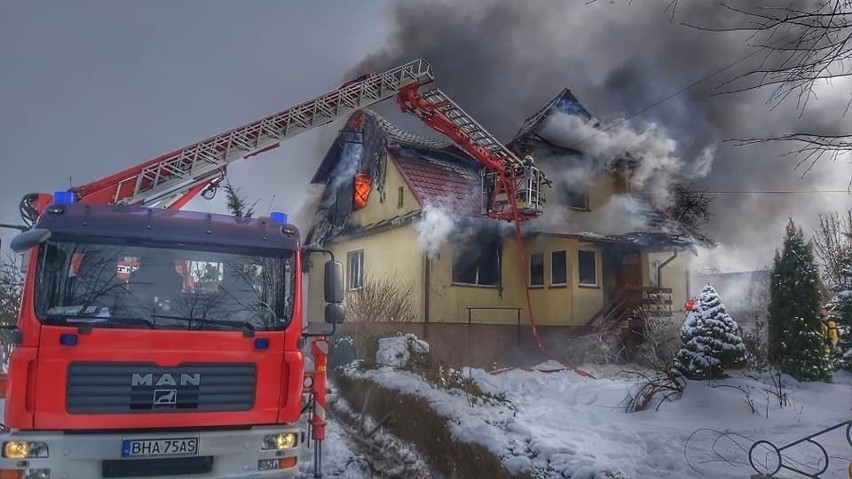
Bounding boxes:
223 181 257 218
768 219 832 381
674 284 746 379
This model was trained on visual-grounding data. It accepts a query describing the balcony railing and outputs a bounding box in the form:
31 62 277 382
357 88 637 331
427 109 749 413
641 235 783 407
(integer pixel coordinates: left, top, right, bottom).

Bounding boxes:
585 287 673 334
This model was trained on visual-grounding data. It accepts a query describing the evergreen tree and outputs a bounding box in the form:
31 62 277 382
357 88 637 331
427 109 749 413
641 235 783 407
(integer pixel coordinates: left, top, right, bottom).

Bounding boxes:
223 181 257 218
768 219 832 381
675 284 746 379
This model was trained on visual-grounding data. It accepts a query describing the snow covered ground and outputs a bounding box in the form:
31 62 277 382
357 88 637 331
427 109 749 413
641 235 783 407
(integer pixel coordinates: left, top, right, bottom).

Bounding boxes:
298 417 372 478
342 361 852 478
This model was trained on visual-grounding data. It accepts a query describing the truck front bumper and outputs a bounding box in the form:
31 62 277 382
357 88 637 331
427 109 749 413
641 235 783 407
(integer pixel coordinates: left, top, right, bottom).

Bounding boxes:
0 425 301 478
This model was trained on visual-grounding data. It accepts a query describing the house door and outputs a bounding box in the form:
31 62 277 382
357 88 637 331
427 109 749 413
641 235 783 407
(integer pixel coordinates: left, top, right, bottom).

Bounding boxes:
620 250 642 289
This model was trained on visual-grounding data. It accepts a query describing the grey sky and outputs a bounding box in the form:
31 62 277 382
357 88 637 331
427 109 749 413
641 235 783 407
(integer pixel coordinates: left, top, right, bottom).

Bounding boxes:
1 1 849 272
0 0 390 243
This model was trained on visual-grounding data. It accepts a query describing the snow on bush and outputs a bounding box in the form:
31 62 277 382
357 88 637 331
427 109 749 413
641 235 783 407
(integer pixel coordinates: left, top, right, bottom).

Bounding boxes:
376 334 430 368
675 284 746 379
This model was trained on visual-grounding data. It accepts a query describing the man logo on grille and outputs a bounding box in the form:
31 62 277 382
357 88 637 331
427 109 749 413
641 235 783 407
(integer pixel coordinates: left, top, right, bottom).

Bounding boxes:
131 373 201 387
154 389 177 405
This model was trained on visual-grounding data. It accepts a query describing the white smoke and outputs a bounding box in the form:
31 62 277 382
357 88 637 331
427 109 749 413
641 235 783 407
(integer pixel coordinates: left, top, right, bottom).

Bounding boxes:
531 193 652 236
290 184 325 233
319 141 362 209
415 204 456 259
539 112 715 207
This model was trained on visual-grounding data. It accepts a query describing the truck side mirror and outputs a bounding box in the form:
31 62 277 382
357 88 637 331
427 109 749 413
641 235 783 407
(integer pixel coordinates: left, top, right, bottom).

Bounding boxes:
10 228 51 253
324 260 344 304
324 303 345 324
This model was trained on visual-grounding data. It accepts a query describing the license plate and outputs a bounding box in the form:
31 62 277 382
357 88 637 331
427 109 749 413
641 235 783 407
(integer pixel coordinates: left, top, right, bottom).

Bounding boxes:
121 437 198 458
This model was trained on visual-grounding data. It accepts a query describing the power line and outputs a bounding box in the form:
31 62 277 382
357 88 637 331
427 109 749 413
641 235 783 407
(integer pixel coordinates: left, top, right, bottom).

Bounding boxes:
576 25 800 144
638 190 850 195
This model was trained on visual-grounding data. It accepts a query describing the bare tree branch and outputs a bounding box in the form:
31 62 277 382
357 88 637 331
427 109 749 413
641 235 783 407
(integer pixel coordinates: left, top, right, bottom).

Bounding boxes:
682 1 852 180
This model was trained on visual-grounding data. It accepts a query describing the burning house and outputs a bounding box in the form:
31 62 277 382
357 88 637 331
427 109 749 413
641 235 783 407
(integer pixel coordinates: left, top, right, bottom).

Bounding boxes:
305 90 701 366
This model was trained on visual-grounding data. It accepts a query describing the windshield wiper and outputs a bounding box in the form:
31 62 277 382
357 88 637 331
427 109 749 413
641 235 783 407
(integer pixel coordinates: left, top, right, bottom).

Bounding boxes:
150 314 256 336
46 314 154 329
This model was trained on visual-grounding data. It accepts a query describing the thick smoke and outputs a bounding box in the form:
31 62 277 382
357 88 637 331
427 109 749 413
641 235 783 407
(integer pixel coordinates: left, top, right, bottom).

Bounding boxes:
416 204 456 258
348 0 850 270
540 112 715 204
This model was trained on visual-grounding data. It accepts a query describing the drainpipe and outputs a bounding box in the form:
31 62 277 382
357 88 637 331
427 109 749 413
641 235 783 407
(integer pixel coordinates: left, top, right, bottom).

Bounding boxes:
656 251 678 288
423 252 431 340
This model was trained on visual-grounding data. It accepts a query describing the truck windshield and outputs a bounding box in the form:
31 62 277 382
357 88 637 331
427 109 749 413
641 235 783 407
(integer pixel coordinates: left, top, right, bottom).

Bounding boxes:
34 241 295 331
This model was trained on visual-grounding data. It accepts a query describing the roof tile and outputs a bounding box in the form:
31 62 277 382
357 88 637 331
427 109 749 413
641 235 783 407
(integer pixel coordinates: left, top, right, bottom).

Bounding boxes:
391 149 481 215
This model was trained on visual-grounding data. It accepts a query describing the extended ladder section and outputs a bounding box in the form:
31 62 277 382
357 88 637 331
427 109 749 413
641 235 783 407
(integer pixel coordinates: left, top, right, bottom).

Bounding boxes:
397 85 546 221
71 59 435 210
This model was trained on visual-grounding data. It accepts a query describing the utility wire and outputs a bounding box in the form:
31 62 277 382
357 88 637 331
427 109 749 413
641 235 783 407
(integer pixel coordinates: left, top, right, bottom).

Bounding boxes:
575 25 800 144
639 189 850 195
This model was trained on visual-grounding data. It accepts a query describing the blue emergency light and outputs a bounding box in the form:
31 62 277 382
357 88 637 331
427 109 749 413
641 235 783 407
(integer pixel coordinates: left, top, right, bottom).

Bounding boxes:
254 338 270 350
53 191 75 204
269 211 288 225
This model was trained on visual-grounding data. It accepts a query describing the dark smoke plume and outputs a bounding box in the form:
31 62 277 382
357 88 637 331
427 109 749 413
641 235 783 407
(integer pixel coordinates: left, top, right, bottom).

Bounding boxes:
345 0 850 271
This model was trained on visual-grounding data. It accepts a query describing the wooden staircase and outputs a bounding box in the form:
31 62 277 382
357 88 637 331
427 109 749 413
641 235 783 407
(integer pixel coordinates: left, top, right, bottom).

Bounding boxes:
584 287 673 335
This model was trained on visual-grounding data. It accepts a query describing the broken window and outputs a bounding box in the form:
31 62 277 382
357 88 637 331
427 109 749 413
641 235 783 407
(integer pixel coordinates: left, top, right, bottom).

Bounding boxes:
568 191 589 210
347 250 364 290
529 252 544 287
578 250 597 286
452 236 501 286
551 250 567 285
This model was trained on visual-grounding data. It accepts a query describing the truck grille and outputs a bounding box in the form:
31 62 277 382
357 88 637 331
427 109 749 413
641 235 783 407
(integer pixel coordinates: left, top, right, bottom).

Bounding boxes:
66 363 256 414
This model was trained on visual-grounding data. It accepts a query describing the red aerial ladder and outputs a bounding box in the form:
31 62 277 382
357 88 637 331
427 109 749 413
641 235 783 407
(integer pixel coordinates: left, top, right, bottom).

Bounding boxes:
19 64 546 227
397 85 548 221
3 58 548 478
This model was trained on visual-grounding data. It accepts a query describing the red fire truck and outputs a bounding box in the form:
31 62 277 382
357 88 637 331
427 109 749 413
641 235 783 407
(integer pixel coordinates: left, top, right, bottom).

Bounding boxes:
0 58 546 478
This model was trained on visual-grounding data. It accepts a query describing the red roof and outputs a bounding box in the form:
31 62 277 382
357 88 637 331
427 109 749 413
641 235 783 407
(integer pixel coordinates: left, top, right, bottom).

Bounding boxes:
390 150 481 215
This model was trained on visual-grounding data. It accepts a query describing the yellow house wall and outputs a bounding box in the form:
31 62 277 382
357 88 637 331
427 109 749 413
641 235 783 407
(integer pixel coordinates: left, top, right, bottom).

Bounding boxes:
347 155 420 227
426 235 604 326
307 225 425 324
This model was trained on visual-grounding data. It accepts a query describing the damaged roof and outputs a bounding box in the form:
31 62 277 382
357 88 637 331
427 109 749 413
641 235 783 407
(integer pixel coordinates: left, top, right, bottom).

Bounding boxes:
391 146 480 214
307 90 701 249
310 109 457 185
508 88 595 155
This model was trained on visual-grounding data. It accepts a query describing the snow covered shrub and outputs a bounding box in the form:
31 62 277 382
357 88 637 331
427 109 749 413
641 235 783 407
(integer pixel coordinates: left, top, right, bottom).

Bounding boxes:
376 334 429 368
674 284 746 379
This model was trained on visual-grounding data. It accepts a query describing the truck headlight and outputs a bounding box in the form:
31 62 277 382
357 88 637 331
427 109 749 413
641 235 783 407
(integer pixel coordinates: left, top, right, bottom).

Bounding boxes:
261 433 297 450
2 441 49 459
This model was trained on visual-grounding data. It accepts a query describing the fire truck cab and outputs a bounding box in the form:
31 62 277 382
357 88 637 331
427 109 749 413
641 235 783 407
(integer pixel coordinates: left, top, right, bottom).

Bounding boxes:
0 197 344 478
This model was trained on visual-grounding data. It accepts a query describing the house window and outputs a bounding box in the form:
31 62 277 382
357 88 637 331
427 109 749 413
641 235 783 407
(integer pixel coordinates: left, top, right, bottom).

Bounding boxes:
551 250 567 285
397 186 404 208
347 250 364 290
578 250 597 286
452 238 500 286
529 252 544 287
568 191 589 210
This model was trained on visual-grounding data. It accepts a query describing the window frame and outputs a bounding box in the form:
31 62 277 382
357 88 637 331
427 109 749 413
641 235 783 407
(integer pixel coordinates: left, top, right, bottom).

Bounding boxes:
568 191 590 211
397 186 404 208
577 249 598 287
529 252 544 288
346 249 364 291
451 242 501 288
550 250 568 286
